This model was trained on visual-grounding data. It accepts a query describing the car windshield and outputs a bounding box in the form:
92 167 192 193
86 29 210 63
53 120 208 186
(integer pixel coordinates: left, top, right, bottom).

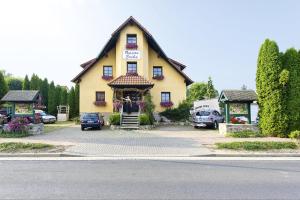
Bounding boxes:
82 113 98 119
196 111 211 116
40 112 47 116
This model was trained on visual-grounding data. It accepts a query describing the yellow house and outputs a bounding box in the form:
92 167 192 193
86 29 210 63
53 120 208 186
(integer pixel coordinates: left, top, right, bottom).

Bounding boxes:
72 16 193 123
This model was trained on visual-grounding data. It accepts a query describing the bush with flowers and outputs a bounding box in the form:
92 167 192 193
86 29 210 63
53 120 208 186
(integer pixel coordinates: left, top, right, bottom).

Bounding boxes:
0 117 30 138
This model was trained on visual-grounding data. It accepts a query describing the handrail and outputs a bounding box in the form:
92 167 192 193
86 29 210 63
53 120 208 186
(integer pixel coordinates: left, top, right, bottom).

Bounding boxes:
119 104 123 126
138 104 141 126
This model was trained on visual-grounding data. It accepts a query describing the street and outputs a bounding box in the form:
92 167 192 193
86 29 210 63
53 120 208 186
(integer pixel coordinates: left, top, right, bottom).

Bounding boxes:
0 158 300 199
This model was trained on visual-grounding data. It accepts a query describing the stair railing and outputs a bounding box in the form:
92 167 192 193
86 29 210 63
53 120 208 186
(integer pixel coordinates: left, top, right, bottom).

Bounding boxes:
119 104 123 126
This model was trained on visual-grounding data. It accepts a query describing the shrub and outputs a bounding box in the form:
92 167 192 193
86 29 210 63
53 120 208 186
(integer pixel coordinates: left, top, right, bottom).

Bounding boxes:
227 130 263 138
216 141 298 151
289 130 300 139
7 117 30 133
139 114 151 125
160 100 192 122
109 113 120 125
144 94 155 125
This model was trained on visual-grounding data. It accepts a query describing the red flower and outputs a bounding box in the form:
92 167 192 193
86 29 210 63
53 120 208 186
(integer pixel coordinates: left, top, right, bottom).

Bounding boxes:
126 43 138 49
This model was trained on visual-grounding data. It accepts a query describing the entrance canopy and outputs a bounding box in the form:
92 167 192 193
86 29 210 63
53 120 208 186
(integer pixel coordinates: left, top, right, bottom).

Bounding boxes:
108 74 154 89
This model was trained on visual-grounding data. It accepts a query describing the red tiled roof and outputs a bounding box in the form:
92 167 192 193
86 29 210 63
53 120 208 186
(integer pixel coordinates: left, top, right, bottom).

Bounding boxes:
108 74 154 87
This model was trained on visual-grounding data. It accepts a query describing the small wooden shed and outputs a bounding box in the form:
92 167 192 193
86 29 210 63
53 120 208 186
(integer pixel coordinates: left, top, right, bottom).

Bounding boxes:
218 90 257 124
1 90 42 120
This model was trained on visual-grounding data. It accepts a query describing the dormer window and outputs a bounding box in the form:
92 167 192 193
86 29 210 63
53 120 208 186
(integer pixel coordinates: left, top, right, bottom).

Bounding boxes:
126 34 137 49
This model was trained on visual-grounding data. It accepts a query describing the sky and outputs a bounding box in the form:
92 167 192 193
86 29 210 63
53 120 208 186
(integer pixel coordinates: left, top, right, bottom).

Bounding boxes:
0 0 300 91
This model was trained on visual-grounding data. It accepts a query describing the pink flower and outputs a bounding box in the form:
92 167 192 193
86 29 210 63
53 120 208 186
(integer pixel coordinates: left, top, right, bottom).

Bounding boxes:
102 75 113 81
160 101 173 108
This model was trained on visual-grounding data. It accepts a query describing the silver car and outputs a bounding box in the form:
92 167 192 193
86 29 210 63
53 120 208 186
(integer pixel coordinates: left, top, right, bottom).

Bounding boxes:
192 109 224 129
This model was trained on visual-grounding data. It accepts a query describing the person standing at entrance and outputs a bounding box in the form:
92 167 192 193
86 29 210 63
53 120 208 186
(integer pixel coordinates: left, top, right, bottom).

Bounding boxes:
122 96 132 114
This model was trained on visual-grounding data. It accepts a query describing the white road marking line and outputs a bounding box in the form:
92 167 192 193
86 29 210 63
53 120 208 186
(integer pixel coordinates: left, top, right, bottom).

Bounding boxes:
0 157 300 161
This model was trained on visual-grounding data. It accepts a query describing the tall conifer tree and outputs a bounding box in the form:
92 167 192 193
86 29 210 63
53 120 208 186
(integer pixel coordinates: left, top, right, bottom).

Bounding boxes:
256 39 287 136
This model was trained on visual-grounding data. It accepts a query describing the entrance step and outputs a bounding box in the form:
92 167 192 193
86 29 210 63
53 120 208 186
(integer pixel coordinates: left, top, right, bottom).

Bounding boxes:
121 113 140 129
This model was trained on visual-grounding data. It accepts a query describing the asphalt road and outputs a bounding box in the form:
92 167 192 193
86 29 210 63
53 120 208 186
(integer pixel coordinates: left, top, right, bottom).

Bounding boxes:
0 159 300 200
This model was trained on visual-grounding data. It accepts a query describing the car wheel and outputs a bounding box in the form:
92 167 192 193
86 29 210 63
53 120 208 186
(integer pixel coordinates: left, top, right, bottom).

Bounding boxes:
81 126 84 131
213 121 218 130
98 126 102 130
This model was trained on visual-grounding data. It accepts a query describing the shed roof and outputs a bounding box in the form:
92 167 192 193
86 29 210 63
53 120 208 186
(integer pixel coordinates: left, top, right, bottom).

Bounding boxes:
1 90 40 102
219 90 257 103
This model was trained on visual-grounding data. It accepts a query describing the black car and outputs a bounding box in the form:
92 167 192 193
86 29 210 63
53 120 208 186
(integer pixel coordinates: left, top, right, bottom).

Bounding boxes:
80 113 104 131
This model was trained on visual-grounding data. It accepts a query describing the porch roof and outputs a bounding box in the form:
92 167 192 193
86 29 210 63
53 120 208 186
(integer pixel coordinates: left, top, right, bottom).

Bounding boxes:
108 74 154 89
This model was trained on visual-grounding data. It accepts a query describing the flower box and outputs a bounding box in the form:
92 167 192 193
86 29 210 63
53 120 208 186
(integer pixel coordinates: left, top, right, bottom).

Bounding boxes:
126 43 138 49
102 75 113 81
160 101 173 108
126 72 138 76
94 101 107 106
153 75 164 80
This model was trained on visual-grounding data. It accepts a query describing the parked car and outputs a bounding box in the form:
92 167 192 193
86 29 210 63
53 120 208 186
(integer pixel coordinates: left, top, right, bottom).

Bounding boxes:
80 113 104 131
34 110 56 124
192 109 224 129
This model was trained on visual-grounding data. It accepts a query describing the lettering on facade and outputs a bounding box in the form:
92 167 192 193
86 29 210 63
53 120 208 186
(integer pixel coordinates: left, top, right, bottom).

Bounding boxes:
123 50 141 60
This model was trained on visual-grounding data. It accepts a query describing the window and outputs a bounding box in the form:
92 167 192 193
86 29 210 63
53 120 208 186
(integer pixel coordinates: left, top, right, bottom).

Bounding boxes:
103 66 112 77
127 62 137 73
127 34 137 44
161 92 171 102
153 66 163 77
96 92 105 102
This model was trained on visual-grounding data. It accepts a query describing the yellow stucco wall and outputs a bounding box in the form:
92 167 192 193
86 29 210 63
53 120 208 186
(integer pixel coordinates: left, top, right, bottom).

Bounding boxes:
148 48 187 112
79 24 187 114
79 47 116 113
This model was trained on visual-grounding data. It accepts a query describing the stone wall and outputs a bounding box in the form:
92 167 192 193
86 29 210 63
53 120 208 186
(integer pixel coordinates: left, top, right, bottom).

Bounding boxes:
219 123 259 135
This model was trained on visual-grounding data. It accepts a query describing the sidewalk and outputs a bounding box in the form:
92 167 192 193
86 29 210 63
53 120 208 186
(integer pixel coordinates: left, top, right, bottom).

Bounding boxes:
0 125 299 157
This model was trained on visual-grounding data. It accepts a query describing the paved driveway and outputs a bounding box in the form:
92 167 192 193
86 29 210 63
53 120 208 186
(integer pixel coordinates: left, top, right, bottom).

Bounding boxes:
26 125 214 156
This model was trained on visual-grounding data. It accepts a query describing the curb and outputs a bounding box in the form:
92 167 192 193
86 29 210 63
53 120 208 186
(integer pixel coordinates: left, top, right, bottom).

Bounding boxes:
194 153 300 157
0 153 300 158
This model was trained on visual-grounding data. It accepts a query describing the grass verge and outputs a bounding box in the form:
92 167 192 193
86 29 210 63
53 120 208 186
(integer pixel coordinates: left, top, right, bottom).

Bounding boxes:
216 141 298 151
0 142 54 153
226 130 263 138
0 131 30 138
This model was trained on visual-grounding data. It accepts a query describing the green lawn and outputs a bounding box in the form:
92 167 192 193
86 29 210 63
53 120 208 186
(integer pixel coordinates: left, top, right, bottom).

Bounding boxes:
0 142 54 153
44 121 74 133
226 130 263 138
216 141 298 151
